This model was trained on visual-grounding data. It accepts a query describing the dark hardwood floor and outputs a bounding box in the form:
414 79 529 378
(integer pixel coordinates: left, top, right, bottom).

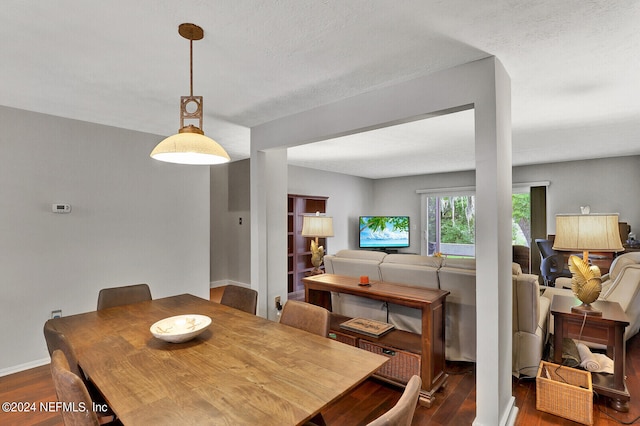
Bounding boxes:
1 289 637 425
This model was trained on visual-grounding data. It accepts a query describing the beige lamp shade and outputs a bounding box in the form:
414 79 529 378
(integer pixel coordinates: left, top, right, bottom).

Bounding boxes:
301 214 334 238
151 131 230 165
552 213 623 252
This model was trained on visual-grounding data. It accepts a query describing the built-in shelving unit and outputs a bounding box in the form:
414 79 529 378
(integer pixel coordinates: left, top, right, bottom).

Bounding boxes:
287 194 328 297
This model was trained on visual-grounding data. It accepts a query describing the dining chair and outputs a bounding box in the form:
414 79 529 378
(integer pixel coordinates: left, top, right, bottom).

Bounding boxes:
97 283 152 310
279 300 330 337
44 321 117 424
50 349 102 426
219 284 258 314
367 375 422 426
43 320 85 379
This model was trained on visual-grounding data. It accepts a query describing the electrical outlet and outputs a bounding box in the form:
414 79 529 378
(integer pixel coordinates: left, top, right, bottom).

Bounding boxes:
275 296 282 311
51 309 62 319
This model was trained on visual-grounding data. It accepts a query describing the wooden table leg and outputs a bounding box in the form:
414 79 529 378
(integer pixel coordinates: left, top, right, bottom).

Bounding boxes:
305 287 332 311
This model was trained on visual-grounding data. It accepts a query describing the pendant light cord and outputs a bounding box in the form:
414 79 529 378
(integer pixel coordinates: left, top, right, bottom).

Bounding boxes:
189 39 194 97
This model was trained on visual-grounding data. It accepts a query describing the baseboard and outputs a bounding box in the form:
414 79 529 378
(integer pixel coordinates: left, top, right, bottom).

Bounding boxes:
473 396 518 426
0 357 50 377
501 397 518 426
210 280 250 289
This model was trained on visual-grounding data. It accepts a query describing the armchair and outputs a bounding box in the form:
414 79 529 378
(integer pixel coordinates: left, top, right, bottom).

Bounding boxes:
542 252 640 340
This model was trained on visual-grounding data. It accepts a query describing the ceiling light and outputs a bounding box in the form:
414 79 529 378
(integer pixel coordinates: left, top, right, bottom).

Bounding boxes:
151 23 230 165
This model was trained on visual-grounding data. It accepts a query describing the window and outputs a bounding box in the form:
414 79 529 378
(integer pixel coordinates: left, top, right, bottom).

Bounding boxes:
512 191 531 247
420 183 544 257
425 195 476 256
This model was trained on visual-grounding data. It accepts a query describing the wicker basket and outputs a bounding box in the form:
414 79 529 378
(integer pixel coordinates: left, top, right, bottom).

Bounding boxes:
328 330 358 346
359 339 421 385
536 361 593 425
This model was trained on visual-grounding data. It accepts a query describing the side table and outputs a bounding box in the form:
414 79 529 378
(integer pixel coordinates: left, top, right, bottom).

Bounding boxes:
302 273 449 407
551 295 630 412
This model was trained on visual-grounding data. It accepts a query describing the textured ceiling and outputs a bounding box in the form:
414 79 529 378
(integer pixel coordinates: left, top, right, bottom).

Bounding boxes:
1 1 639 179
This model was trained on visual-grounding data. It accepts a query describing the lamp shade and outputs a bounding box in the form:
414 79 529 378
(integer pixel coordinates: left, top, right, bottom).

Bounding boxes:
150 132 230 165
553 213 623 252
301 214 334 238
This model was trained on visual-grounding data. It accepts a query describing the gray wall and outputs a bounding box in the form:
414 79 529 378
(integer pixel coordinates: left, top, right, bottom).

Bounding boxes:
515 156 640 235
370 156 640 251
288 165 374 253
372 170 476 253
213 155 639 288
211 163 373 286
210 160 251 286
1 106 211 374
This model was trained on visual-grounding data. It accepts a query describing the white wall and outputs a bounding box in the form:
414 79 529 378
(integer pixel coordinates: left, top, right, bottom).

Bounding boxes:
251 57 515 425
0 106 211 375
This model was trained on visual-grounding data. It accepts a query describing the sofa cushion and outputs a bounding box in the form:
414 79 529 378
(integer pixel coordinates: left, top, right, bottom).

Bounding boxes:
512 273 549 377
382 254 442 268
512 273 541 335
324 250 387 279
334 249 388 262
441 257 476 270
380 254 441 289
330 258 383 280
437 264 476 362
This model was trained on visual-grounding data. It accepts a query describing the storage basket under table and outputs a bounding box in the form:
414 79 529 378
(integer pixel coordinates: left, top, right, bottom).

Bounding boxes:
536 361 593 425
358 339 421 384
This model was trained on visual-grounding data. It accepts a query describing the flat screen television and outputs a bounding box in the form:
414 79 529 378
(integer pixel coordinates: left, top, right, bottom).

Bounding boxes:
359 216 410 249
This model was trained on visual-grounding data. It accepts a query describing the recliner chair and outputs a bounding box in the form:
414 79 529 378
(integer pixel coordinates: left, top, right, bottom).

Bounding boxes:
543 252 640 341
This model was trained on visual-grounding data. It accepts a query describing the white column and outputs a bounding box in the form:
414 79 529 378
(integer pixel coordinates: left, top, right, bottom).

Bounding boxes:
250 57 516 425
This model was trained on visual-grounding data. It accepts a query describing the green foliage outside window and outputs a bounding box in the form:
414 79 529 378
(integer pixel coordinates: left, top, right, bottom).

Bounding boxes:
428 192 531 253
512 193 531 246
439 196 475 244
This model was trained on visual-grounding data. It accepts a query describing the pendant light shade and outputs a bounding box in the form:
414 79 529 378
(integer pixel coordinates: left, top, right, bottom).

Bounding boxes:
151 130 230 165
151 23 230 165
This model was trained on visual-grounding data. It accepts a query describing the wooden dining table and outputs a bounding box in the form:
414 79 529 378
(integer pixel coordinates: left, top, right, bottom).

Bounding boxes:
49 294 388 425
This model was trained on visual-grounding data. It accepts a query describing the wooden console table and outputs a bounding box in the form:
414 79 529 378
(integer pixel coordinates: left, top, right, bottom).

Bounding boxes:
302 274 449 407
551 295 630 412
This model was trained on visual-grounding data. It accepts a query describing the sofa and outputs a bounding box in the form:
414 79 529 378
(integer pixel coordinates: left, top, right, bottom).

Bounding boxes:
324 249 550 377
542 251 640 342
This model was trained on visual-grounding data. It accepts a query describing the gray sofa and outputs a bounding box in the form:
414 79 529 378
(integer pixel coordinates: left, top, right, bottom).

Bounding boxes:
324 249 549 377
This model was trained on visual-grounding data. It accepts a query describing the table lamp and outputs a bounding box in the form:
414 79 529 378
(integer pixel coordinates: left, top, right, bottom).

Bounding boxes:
301 212 334 274
553 213 623 315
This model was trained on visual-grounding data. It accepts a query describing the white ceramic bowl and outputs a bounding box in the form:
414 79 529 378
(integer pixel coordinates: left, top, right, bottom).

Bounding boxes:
150 314 211 343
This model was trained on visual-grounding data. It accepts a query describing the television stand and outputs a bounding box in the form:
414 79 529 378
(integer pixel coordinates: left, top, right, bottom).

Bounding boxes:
302 273 449 407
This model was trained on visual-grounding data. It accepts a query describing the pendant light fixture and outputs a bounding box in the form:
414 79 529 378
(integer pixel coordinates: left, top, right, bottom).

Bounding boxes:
151 23 230 165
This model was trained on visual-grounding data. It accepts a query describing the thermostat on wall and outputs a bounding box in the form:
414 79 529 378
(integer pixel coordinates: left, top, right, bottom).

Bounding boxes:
52 204 71 213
